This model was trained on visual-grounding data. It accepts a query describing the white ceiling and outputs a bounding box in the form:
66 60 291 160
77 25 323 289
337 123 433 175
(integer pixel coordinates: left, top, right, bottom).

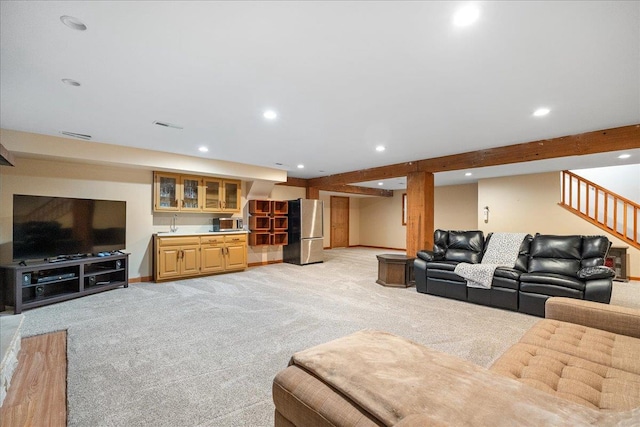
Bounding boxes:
1 1 639 187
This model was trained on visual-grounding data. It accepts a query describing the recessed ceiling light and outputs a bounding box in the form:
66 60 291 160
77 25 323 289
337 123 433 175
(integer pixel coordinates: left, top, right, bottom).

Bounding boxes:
378 182 384 186
533 107 550 117
198 146 209 153
375 145 386 152
297 164 304 169
263 110 277 120
60 15 87 31
453 4 480 27
61 78 80 87
618 154 631 159
465 172 473 176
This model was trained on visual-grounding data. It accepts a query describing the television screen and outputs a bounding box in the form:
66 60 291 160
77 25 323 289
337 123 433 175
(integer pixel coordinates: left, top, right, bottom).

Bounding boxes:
13 194 126 261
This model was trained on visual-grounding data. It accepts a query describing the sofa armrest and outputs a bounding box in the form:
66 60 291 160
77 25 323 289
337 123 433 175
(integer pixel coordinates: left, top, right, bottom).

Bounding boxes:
545 297 640 339
416 250 436 262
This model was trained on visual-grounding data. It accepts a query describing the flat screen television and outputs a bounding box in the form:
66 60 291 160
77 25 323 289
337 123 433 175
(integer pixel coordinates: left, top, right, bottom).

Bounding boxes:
13 194 126 261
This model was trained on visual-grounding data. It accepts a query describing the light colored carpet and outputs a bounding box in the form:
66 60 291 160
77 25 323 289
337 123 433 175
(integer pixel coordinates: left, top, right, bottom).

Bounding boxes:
19 248 640 427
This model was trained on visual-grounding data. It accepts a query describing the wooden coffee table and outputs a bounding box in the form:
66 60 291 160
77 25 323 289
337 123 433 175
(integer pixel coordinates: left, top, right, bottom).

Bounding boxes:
376 254 415 288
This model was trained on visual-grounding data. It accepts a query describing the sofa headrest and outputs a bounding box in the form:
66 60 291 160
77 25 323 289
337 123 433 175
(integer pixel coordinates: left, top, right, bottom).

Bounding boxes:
433 229 484 263
530 235 582 259
528 234 611 276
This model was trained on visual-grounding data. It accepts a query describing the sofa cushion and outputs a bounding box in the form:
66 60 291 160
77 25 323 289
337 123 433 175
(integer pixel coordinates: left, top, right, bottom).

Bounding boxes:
518 319 640 375
490 342 640 411
286 330 611 426
520 273 586 291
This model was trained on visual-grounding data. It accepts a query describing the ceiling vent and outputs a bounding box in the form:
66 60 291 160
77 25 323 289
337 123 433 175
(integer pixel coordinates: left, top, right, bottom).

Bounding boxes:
153 121 183 130
61 131 92 140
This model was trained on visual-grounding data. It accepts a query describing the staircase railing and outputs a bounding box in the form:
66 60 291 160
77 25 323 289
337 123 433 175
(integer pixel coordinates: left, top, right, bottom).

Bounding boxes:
559 170 639 250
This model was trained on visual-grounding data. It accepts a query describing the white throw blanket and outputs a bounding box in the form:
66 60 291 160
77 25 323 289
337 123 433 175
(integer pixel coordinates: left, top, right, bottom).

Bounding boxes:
454 233 528 289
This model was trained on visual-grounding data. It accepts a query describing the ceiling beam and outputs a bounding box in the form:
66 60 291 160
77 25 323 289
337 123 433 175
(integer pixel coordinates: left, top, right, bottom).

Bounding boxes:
277 175 393 196
417 124 640 172
307 124 640 187
277 177 309 187
318 184 394 197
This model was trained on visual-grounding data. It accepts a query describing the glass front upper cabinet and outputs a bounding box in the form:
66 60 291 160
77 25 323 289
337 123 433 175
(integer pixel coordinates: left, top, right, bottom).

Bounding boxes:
181 176 201 211
154 173 179 211
153 172 240 212
203 179 221 211
223 180 240 212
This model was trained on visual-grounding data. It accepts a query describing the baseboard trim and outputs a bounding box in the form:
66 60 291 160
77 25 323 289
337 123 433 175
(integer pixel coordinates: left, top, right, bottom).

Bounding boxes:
129 276 152 283
248 260 284 267
348 245 407 251
629 276 639 282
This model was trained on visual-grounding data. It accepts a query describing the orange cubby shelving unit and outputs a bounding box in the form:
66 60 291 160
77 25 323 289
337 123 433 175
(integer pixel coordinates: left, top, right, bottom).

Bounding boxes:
271 232 288 246
272 200 288 215
271 216 288 232
249 232 271 247
249 216 271 231
248 199 271 216
248 199 288 246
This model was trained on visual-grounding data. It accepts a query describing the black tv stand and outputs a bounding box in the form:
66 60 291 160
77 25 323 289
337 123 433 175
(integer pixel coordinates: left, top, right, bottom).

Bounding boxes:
1 253 129 314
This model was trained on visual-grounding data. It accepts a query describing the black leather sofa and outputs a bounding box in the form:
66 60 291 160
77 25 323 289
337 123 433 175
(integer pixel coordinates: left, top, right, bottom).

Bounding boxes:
414 230 614 316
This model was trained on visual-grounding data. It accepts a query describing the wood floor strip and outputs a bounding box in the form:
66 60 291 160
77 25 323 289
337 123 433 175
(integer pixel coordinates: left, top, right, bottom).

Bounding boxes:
0 330 67 427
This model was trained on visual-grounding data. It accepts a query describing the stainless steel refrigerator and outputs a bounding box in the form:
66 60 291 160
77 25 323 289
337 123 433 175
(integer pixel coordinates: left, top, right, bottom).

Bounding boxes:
283 199 324 265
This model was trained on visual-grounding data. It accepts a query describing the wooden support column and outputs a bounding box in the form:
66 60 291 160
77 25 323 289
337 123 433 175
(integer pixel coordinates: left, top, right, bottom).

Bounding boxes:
406 171 434 257
306 187 320 199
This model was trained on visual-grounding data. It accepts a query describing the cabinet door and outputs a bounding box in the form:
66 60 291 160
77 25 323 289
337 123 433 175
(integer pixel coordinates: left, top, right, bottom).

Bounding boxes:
201 245 225 273
222 180 241 212
158 246 181 279
154 173 180 211
225 243 247 270
181 245 201 275
181 176 201 211
203 179 222 212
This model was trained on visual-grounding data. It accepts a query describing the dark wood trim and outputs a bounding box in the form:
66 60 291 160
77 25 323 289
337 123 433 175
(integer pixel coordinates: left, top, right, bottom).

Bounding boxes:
306 187 320 199
330 196 349 249
406 171 434 257
248 260 283 267
276 177 308 187
349 244 407 251
417 124 640 172
308 124 640 187
320 184 393 197
308 162 418 188
129 276 152 283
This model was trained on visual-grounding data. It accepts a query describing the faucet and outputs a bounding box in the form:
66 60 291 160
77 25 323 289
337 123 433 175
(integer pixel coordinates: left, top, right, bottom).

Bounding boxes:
170 214 178 233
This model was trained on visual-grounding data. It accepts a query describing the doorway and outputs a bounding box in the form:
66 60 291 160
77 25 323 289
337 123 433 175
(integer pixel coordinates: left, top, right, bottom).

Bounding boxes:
330 196 349 248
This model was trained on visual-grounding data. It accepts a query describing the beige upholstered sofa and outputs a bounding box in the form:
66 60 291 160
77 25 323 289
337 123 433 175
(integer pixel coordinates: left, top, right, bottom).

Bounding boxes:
272 297 640 426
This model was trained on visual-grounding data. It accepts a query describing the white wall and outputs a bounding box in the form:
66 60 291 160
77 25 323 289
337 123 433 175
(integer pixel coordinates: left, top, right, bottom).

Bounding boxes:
359 191 406 250
572 164 640 202
478 171 639 277
1 157 155 279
